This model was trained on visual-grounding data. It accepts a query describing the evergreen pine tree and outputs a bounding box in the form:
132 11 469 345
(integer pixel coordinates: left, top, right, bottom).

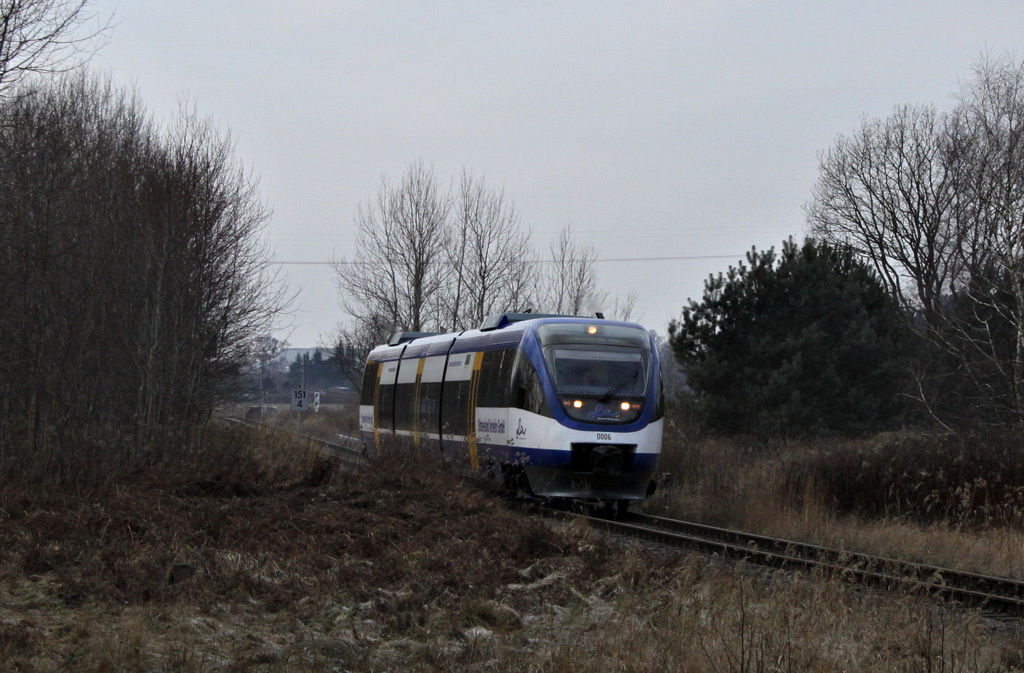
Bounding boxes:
668 238 906 436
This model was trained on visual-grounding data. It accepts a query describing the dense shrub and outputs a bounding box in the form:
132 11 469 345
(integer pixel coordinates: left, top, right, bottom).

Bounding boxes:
780 432 1024 526
669 238 908 438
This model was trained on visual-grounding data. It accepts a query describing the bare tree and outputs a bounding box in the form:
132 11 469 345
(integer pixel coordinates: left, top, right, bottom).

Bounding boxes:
255 335 287 379
807 54 1024 426
538 223 603 315
444 170 534 329
0 0 108 96
655 331 688 399
333 167 635 374
334 161 451 334
945 55 1024 421
149 104 286 427
330 313 392 396
0 72 285 459
606 288 642 322
807 104 961 319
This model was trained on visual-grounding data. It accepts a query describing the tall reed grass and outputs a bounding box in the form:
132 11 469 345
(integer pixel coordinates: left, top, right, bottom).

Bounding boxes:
659 400 1024 577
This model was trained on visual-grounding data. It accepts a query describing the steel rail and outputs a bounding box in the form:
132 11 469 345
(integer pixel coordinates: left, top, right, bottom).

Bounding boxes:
536 507 1024 614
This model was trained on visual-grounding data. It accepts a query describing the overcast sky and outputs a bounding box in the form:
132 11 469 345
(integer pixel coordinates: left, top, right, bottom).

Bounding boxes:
88 1 1024 346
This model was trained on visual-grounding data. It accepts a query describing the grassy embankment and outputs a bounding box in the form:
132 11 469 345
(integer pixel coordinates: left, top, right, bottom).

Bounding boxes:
659 400 1024 580
0 405 1022 670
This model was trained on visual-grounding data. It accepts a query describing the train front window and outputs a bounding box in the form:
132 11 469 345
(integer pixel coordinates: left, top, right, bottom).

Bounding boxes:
537 323 652 424
545 348 650 396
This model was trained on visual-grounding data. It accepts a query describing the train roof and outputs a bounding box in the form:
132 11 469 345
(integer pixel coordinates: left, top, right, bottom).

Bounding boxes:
368 313 648 361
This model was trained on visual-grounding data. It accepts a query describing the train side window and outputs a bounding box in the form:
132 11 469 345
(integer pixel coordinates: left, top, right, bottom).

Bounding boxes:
478 348 514 408
359 362 377 406
441 379 471 436
378 384 395 431
511 350 552 418
394 382 415 431
419 382 442 435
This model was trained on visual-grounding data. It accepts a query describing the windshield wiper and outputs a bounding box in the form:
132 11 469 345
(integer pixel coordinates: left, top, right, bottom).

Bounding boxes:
599 369 639 403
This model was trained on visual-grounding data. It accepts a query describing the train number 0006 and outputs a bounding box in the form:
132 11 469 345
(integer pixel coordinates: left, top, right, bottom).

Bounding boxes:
596 433 612 441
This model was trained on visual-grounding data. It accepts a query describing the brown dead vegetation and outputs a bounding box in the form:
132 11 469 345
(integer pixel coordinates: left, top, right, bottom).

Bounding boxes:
659 408 1024 580
1 420 1023 671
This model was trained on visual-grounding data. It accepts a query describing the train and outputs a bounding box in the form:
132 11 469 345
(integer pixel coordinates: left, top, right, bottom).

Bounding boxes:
358 312 664 511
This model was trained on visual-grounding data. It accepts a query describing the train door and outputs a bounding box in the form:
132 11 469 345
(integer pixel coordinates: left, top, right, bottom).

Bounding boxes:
359 360 380 450
393 355 419 444
417 355 447 453
474 348 516 476
439 351 474 464
376 358 400 438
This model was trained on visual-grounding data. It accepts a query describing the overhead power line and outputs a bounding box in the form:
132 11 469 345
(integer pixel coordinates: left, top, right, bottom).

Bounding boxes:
274 254 745 266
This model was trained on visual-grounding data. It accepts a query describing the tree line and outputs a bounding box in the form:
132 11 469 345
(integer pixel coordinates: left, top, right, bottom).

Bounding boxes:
0 2 283 481
672 54 1024 436
331 161 638 390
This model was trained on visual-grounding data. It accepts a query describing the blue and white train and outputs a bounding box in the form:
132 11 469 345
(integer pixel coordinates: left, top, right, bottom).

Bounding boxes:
358 312 664 509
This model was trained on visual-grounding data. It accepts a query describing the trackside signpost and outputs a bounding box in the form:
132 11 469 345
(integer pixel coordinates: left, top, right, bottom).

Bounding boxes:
292 388 307 434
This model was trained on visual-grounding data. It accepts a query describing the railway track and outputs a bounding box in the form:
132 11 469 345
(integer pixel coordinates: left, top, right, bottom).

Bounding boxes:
539 507 1024 615
221 416 368 469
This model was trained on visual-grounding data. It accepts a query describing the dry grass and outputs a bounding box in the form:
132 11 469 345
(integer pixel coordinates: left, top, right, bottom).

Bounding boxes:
659 415 1024 580
1 417 1024 671
226 401 361 443
3 533 1022 671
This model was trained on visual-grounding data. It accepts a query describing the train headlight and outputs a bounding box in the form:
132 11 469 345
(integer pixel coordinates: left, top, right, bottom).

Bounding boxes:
587 325 598 334
619 401 631 411
573 400 584 409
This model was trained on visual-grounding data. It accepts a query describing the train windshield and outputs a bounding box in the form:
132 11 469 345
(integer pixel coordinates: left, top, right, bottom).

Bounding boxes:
544 348 650 396
537 323 652 397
